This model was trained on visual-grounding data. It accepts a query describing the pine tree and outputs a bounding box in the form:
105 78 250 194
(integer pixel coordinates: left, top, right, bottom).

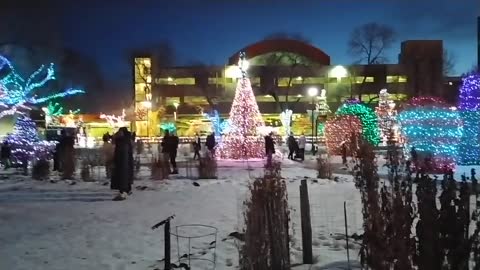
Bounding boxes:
218 52 265 159
6 116 55 165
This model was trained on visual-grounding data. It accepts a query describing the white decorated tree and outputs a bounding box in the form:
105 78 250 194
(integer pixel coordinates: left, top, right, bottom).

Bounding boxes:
375 89 398 145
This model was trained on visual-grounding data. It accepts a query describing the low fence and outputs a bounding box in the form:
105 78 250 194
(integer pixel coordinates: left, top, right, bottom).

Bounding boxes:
289 180 363 265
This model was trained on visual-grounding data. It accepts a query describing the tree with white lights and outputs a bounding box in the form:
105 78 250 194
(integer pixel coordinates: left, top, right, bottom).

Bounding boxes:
280 109 292 136
218 52 265 159
375 89 397 145
100 109 127 129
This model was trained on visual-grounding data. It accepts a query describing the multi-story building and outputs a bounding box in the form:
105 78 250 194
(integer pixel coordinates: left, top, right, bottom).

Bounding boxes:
133 38 452 137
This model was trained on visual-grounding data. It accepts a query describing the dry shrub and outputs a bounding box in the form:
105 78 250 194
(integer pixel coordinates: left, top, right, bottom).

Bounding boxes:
317 155 332 179
32 159 50 180
240 162 290 270
151 156 169 180
198 154 217 179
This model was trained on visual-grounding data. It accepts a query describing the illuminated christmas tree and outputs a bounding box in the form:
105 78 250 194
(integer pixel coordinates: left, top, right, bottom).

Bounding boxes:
5 116 56 165
458 73 480 165
375 89 397 145
218 52 265 159
316 89 330 138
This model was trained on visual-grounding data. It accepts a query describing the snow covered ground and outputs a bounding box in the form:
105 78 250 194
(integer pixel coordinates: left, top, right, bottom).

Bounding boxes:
0 156 363 270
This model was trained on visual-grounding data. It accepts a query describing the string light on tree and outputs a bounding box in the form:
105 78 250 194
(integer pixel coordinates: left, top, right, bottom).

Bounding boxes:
325 115 362 155
0 55 84 117
100 109 127 129
280 109 293 136
458 73 480 165
204 110 229 136
398 97 462 172
218 52 265 159
336 99 380 145
5 116 56 165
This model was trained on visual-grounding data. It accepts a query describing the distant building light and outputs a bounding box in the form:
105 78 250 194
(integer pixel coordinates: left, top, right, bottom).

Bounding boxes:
296 76 302 81
297 94 303 98
167 77 173 82
448 81 453 85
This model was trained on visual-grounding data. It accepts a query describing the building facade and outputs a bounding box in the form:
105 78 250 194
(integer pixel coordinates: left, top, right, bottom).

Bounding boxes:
133 39 451 137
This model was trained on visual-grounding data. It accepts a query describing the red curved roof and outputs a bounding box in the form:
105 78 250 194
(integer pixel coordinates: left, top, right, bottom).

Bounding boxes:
228 39 330 65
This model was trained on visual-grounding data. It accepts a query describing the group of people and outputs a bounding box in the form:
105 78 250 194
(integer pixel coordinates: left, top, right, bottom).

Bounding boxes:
286 133 307 161
191 132 216 159
264 132 308 164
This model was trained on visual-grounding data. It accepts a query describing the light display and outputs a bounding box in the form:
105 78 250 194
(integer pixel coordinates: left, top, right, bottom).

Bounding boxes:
397 97 462 172
280 109 293 136
458 73 480 165
336 99 380 145
218 52 265 159
375 89 398 145
5 116 56 165
316 89 330 116
325 115 362 155
204 110 229 136
0 55 84 117
160 122 176 133
100 109 127 129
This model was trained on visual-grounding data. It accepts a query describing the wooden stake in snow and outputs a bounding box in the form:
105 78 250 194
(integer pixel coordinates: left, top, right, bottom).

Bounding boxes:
300 180 313 264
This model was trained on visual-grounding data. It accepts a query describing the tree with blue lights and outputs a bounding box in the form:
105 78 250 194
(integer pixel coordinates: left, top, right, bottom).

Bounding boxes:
458 73 480 165
0 54 84 118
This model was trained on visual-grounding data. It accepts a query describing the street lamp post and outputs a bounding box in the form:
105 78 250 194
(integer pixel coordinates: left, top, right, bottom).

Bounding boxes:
308 87 318 154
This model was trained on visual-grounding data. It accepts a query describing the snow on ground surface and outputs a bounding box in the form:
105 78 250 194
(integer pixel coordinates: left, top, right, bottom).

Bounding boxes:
0 154 359 270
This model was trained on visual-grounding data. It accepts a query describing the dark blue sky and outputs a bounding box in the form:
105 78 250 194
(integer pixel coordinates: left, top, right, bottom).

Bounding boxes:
57 0 479 82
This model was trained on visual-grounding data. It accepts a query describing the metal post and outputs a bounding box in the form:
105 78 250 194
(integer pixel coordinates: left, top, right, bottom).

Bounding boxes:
344 201 351 269
311 98 315 154
165 219 171 270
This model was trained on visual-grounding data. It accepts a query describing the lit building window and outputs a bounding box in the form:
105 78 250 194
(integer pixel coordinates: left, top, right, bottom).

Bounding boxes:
155 77 196 85
387 75 407 83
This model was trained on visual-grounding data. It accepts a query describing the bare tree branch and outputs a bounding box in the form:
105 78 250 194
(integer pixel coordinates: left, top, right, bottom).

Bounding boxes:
347 23 395 100
443 49 456 76
348 22 395 65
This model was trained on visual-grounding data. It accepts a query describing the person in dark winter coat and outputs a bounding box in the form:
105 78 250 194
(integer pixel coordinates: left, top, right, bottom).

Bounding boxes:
205 132 216 156
341 142 348 165
193 133 201 159
1 141 11 169
264 132 275 166
60 130 76 179
161 130 179 174
287 134 298 160
111 127 134 201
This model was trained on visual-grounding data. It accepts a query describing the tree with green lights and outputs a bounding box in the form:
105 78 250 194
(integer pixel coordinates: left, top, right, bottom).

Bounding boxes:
336 99 380 146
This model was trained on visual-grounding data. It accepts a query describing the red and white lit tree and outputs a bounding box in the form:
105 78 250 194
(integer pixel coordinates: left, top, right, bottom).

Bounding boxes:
218 52 265 159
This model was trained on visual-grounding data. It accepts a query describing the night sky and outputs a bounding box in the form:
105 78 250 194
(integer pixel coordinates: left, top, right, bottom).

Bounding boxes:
2 0 480 103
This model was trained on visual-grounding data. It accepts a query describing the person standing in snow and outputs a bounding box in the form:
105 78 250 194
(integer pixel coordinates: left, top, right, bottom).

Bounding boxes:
287 133 297 160
161 130 179 174
111 127 134 201
193 133 201 160
264 132 275 166
298 133 306 161
1 140 11 169
205 132 216 156
102 135 114 179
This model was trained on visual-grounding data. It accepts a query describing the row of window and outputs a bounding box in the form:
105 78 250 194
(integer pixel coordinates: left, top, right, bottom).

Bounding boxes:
135 93 408 106
151 76 407 86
